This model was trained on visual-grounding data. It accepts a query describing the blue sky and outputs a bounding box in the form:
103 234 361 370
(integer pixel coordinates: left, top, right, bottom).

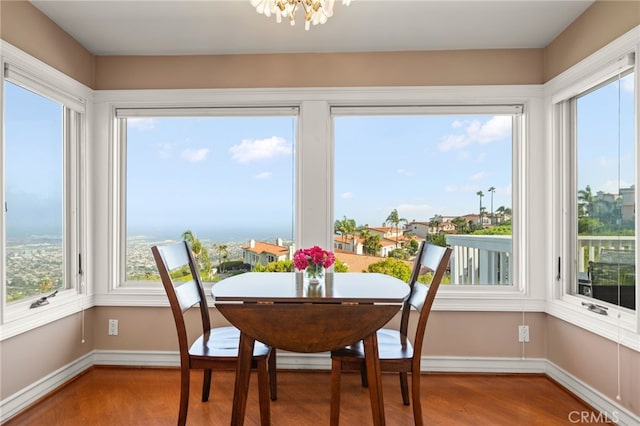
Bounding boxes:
3 72 635 241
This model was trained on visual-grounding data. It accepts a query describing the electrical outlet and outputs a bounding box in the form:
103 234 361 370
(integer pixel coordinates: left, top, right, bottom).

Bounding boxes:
518 325 529 343
108 319 119 336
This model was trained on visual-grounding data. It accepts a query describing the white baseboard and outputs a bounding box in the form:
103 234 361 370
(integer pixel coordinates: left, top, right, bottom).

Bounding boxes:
2 351 638 426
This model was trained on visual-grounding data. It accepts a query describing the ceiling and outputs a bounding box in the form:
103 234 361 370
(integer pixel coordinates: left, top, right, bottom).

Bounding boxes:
29 0 595 56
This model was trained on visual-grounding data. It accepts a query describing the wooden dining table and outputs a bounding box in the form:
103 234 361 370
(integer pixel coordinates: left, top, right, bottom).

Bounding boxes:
211 271 410 426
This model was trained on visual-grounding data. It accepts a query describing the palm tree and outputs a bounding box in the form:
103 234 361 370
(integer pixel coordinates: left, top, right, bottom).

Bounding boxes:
334 216 356 245
214 243 229 272
385 208 407 248
488 186 496 225
181 230 212 278
476 191 484 227
578 185 594 218
360 229 382 256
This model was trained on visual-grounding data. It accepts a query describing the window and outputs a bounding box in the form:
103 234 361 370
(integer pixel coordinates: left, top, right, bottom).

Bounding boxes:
3 82 64 303
548 34 639 346
333 106 520 286
116 110 296 287
1 57 85 327
574 67 636 311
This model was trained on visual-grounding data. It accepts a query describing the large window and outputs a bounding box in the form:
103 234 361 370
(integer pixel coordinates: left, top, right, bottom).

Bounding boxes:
333 107 519 286
574 68 636 311
1 61 84 318
117 110 296 285
552 48 638 329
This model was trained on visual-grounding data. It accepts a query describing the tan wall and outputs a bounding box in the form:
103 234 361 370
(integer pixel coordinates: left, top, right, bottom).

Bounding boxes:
546 316 640 416
0 0 95 87
544 1 640 82
94 49 544 90
0 311 94 398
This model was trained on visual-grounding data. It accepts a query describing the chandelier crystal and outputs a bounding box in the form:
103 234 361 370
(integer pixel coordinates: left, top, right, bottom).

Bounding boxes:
250 0 352 31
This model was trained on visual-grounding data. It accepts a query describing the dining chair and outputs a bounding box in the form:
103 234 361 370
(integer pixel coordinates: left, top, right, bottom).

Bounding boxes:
330 241 452 426
151 241 277 426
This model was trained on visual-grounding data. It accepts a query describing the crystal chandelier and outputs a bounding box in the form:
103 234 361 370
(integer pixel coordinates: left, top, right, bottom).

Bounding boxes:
250 0 352 31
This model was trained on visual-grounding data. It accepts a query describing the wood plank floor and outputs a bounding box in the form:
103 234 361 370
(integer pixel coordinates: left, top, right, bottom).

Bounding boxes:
4 367 610 425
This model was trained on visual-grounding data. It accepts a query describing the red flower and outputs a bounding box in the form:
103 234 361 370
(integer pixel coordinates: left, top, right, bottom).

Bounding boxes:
293 246 335 271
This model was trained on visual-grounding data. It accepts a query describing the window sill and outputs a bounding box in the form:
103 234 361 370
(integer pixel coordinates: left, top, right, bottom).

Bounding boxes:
0 290 87 341
546 295 639 351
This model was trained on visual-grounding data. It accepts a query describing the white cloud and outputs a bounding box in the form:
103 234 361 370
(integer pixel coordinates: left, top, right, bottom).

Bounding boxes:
180 148 209 162
128 118 156 130
341 192 355 199
439 116 511 151
396 168 414 176
255 171 272 180
157 143 173 159
621 73 634 94
469 171 487 181
230 136 292 164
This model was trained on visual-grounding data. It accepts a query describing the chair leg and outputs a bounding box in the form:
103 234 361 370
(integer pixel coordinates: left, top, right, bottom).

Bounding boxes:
330 357 342 426
411 372 423 426
399 372 410 405
360 362 369 388
202 369 212 402
178 366 190 426
268 348 278 401
257 358 271 425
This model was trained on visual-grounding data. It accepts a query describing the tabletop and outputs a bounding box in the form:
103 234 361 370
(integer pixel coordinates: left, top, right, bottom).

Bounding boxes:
211 271 410 305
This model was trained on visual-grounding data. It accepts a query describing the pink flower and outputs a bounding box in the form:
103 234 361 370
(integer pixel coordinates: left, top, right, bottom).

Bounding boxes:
293 246 335 271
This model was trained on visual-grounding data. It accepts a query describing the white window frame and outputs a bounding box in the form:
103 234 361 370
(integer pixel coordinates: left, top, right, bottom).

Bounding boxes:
546 27 640 350
94 84 543 313
0 41 90 340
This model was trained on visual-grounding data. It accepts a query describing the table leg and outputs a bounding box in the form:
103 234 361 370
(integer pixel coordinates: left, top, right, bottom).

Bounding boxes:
231 331 255 426
363 332 385 426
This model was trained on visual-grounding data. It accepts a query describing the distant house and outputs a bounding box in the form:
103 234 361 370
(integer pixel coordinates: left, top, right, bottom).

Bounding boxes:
242 238 294 268
406 221 430 238
334 235 364 255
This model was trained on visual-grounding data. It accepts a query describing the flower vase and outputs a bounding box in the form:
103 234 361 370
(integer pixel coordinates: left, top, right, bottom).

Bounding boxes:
305 265 325 285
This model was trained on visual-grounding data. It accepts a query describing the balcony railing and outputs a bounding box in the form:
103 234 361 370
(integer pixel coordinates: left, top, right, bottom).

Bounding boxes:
444 234 635 289
445 235 512 285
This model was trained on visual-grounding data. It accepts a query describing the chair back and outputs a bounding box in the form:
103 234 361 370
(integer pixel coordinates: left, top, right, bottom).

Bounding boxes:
151 241 211 360
399 241 452 360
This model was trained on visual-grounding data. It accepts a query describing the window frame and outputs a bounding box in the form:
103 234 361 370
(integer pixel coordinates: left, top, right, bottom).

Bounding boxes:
95 85 542 312
547 28 640 348
0 41 89 340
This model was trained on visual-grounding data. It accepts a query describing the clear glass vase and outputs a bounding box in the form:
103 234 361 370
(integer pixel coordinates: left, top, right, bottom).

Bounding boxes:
305 264 325 284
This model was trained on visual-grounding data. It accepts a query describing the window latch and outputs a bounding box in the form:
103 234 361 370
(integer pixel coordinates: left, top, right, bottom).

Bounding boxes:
30 290 58 309
581 301 608 315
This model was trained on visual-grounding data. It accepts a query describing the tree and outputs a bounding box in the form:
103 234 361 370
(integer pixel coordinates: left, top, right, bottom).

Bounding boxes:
476 191 484 226
488 186 496 224
451 216 468 233
429 214 442 234
360 229 382 256
366 258 412 282
181 230 213 279
213 243 229 272
385 208 407 248
578 185 594 218
334 216 356 244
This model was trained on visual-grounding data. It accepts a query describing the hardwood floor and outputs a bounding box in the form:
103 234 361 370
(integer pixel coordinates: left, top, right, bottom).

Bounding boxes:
4 367 609 425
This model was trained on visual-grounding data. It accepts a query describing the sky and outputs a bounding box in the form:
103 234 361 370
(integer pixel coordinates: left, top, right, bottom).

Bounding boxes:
3 72 635 241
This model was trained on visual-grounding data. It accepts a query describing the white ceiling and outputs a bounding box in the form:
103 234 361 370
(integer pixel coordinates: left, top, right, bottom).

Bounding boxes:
29 0 595 56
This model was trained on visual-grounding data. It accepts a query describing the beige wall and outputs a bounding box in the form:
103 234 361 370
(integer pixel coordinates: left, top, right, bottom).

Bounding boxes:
1 0 639 418
0 311 94 398
544 1 640 82
94 49 544 90
546 316 640 416
0 0 95 87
